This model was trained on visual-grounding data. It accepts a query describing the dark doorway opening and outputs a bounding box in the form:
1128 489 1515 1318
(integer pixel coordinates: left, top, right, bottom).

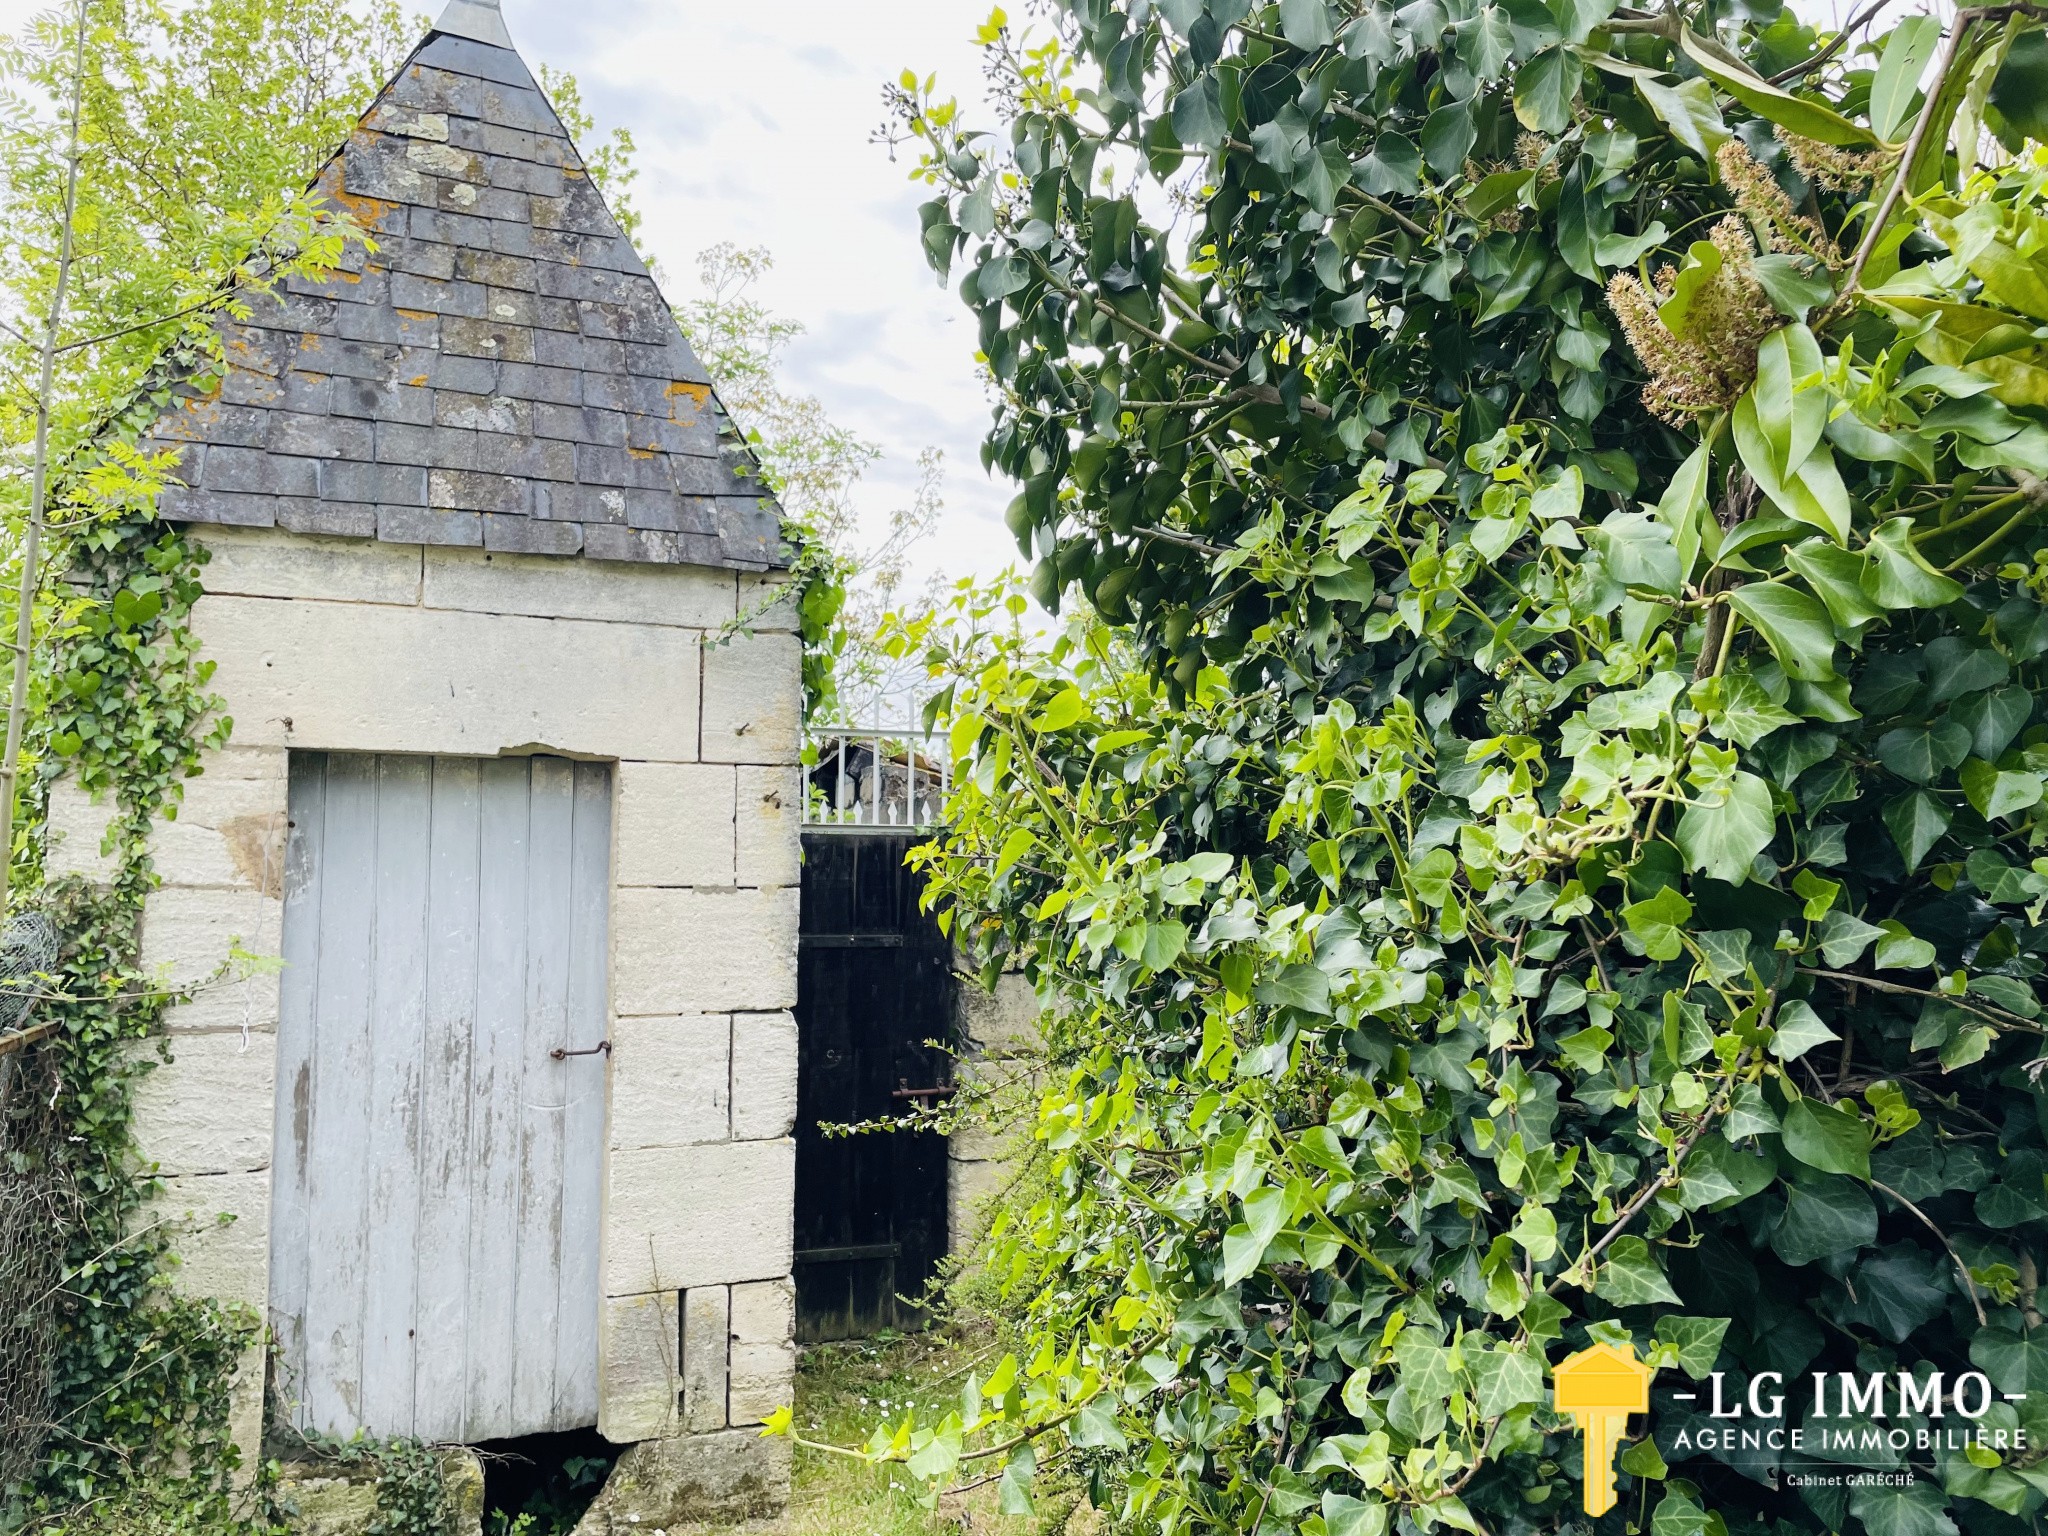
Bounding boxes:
473 1425 617 1534
794 831 956 1343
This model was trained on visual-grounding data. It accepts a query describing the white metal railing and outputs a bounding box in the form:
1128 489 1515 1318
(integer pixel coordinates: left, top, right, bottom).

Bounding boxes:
804 729 950 829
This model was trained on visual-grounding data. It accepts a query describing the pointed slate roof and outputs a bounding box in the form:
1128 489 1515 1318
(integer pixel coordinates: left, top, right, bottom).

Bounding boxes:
150 0 785 570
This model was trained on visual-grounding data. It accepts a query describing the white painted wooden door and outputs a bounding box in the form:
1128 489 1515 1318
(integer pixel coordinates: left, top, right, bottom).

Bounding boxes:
271 753 612 1441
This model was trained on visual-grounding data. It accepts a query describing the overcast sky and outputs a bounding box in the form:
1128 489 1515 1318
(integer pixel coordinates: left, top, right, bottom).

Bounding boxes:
0 0 1022 598
492 0 1018 594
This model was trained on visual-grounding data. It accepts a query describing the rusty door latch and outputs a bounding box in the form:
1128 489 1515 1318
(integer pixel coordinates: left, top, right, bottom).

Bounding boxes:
550 1040 612 1061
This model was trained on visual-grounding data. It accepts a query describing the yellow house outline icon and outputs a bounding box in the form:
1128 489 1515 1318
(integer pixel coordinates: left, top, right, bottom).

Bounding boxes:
1553 1341 1655 1516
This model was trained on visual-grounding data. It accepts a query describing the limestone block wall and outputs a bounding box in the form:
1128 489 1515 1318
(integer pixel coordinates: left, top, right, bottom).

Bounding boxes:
948 970 1042 1254
47 525 802 1465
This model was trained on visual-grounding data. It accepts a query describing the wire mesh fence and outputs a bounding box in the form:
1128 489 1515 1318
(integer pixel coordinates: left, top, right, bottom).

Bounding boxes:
1 912 73 1494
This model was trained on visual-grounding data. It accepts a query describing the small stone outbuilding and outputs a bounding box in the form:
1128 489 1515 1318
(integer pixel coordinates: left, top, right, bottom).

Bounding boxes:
47 0 802 1516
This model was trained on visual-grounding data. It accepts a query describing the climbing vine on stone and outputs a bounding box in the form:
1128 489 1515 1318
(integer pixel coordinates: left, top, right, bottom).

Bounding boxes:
791 3 2048 1536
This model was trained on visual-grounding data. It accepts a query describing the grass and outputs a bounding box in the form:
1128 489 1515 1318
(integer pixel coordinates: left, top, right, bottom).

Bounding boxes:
673 1328 1098 1536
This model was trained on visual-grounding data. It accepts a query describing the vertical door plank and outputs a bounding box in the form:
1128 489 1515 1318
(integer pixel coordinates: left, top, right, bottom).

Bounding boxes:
515 757 574 1431
360 756 432 1433
270 754 325 1426
556 761 611 1426
465 757 532 1440
302 754 379 1432
412 758 481 1440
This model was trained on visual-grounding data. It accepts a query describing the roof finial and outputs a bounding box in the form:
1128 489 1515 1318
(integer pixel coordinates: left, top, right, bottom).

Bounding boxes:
433 0 515 49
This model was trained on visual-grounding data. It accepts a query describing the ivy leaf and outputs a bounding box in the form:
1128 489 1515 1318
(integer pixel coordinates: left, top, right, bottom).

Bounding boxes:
1595 1235 1682 1306
1256 963 1333 1016
1876 720 1971 783
1635 74 1729 160
1780 1098 1873 1178
1971 1327 2048 1396
1279 0 1337 48
1678 1133 1775 1210
1925 636 2011 703
1864 518 1966 609
1954 685 2033 760
1622 885 1694 961
1771 1000 1841 1062
1961 757 2045 820
1729 583 1838 681
1170 76 1226 150
1875 919 1936 970
1467 1344 1545 1416
1773 1175 1879 1264
1421 101 1477 177
1675 770 1776 884
1883 790 1953 872
1513 46 1582 132
1651 1315 1732 1379
1817 909 1886 967
1847 1481 1958 1536
1785 539 1884 631
1323 1495 1391 1536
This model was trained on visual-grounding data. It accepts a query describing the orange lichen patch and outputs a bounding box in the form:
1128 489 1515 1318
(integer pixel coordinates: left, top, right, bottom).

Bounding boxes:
330 186 399 231
667 381 711 405
395 309 434 322
627 446 659 460
299 334 327 353
410 375 430 387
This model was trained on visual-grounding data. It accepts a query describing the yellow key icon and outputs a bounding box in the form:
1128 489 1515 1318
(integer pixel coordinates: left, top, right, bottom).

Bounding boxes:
1553 1341 1655 1517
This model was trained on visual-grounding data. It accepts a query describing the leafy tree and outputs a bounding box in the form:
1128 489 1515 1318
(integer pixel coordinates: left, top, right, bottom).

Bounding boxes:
677 242 947 721
795 4 2048 1536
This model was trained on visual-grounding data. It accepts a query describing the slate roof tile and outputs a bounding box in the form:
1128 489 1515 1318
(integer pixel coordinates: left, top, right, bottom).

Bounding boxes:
148 0 783 571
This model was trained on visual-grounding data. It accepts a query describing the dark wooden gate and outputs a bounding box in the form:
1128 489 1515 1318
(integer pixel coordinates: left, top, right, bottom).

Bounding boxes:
794 832 955 1342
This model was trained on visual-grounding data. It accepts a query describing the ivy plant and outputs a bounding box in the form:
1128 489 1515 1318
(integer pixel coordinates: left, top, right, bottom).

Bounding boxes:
780 4 2048 1536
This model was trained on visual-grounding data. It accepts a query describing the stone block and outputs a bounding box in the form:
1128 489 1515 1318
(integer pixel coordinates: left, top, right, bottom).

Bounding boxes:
727 1338 795 1429
727 1277 796 1428
605 1139 793 1295
141 885 285 1024
152 765 289 894
735 766 801 888
194 527 424 606
277 1450 483 1536
959 970 1043 1058
950 1155 1015 1253
192 595 706 760
682 1285 729 1432
152 1168 270 1308
131 1031 275 1175
737 573 800 634
701 631 802 765
45 774 119 882
597 1291 679 1443
730 1013 797 1142
571 1430 790 1531
616 762 736 887
614 888 797 1016
610 1014 730 1151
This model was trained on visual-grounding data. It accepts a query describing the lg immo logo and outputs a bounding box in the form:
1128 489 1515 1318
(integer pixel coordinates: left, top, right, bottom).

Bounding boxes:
1553 1344 2029 1516
1670 1369 2029 1458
